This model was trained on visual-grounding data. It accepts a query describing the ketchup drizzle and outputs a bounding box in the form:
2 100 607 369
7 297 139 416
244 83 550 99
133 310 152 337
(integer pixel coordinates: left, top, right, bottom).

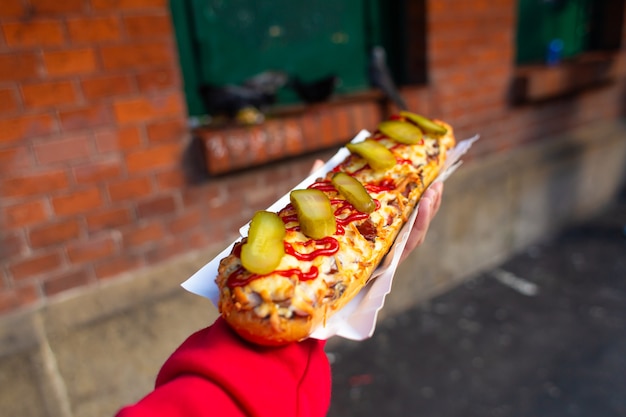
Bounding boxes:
233 169 387 287
284 237 339 261
227 265 319 288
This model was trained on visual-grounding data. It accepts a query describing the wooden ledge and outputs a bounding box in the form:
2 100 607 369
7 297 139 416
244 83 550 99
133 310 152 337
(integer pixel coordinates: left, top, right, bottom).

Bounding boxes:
512 52 625 103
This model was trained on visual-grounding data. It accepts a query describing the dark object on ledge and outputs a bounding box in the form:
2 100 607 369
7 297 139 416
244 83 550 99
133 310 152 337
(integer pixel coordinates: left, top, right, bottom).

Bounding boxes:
288 74 339 104
368 46 407 110
198 71 289 124
198 83 275 119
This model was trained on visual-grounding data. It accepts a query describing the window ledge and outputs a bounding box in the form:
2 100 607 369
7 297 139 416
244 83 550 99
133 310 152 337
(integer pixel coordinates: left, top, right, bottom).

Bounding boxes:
512 52 626 103
194 91 388 175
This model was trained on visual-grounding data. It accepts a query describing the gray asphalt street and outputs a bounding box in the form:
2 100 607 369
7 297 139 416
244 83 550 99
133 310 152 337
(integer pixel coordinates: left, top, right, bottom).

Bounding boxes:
327 188 626 417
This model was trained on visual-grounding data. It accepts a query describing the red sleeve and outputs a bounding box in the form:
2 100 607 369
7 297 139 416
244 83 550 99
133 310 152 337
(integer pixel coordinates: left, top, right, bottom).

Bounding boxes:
115 317 331 417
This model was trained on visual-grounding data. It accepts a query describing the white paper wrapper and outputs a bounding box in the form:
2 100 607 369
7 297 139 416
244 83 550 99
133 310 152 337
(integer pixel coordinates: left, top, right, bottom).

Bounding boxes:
182 131 479 341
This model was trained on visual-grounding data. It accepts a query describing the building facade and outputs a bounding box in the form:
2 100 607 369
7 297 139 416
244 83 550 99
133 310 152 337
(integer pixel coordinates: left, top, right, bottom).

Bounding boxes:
1 1 626 416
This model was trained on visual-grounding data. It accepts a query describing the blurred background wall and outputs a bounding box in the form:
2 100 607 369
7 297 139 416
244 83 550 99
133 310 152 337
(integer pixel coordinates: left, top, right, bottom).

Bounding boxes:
1 1 626 416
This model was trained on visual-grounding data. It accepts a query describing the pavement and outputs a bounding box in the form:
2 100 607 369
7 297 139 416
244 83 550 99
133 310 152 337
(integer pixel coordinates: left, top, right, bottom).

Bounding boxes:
327 186 626 417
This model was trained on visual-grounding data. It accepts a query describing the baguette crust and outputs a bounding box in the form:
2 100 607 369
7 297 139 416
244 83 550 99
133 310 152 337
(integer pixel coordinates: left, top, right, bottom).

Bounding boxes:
216 118 455 345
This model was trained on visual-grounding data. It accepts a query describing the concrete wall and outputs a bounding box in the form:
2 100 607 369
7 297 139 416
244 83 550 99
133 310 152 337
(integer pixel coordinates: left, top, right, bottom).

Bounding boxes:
1 119 624 417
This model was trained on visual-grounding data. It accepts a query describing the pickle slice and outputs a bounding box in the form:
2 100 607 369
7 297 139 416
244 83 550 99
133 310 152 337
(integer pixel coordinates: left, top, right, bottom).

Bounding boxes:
346 139 396 171
400 111 448 135
290 189 336 239
331 172 375 213
378 120 423 144
241 211 286 275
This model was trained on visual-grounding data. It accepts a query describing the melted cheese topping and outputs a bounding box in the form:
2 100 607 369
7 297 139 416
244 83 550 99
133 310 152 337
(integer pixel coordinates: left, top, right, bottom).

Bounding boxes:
218 122 455 322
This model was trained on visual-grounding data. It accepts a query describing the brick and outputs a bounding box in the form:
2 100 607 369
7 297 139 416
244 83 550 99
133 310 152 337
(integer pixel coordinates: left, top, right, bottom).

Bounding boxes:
282 117 304 155
244 127 269 169
100 42 173 70
222 128 252 170
67 235 116 263
29 0 85 14
263 120 287 161
125 142 182 172
319 109 336 148
94 253 142 279
0 145 34 170
181 181 222 208
81 74 134 100
0 88 19 113
333 106 353 142
3 20 65 47
0 0 26 18
59 104 112 131
167 208 201 234
113 92 184 124
0 52 40 82
124 14 172 38
34 134 92 165
73 159 122 184
122 221 164 248
95 126 142 153
136 67 178 92
144 237 187 264
146 118 186 142
52 188 103 216
136 194 176 218
0 113 56 143
0 231 27 259
299 112 319 152
43 48 98 76
30 219 81 248
0 284 40 314
43 269 92 297
91 0 167 10
107 176 152 201
205 198 245 230
67 16 121 43
200 132 230 175
9 250 63 280
155 168 186 190
21 81 77 109
86 206 133 232
3 199 48 228
186 229 214 250
1 170 69 198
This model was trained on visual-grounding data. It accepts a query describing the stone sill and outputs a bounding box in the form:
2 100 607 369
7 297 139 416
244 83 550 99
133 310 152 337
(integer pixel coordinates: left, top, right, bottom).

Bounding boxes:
512 51 625 103
194 90 388 175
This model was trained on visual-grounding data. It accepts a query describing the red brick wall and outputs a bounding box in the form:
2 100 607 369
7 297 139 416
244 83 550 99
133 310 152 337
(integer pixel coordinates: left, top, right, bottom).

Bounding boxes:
1 0 625 314
0 0 194 311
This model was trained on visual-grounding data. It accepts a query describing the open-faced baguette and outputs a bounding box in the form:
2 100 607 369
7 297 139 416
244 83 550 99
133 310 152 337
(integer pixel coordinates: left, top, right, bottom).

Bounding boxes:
215 113 456 345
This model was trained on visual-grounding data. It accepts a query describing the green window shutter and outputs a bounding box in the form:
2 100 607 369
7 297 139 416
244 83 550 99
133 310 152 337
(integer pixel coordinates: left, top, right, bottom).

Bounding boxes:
515 0 592 65
178 0 370 116
171 1 423 117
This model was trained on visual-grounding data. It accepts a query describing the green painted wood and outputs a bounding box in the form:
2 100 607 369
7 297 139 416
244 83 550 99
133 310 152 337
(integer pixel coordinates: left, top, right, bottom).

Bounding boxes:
516 0 592 65
170 0 205 117
171 0 406 116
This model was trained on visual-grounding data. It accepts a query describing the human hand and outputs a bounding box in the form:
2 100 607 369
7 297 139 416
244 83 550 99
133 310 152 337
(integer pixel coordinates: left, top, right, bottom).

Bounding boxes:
400 181 444 263
309 159 325 173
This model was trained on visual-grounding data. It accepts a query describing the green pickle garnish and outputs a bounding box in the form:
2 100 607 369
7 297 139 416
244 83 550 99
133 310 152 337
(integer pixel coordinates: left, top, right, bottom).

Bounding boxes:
400 111 447 135
378 120 423 144
290 189 336 239
331 172 375 213
241 211 286 275
346 139 396 171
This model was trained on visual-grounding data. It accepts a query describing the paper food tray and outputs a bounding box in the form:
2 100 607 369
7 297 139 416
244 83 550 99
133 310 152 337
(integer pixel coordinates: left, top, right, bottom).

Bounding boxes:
182 131 479 341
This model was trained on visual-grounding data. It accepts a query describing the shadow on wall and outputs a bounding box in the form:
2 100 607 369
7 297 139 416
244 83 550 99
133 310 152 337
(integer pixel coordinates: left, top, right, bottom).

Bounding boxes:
181 137 212 185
